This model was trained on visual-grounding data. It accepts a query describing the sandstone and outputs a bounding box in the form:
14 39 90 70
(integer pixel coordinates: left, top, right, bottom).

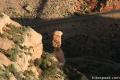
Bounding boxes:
52 31 65 66
11 63 23 72
9 74 17 80
22 28 43 60
0 13 21 34
0 37 15 51
0 12 11 33
52 31 63 48
0 15 43 72
16 53 31 71
0 52 12 66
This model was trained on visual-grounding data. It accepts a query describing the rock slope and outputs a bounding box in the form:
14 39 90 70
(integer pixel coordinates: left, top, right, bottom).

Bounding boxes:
0 13 43 79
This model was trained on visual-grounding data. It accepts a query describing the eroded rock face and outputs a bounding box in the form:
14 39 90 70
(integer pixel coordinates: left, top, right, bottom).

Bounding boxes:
0 12 21 34
11 28 43 71
16 53 31 71
22 28 43 60
0 12 11 33
0 28 43 71
0 13 43 79
0 37 15 50
0 52 12 66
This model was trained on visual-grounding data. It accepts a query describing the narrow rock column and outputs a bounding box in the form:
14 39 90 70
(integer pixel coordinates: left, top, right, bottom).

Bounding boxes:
52 31 65 66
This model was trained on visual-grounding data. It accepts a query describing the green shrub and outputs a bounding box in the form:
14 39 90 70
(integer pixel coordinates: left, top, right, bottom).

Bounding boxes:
7 47 19 61
39 52 66 80
6 24 29 45
23 70 38 80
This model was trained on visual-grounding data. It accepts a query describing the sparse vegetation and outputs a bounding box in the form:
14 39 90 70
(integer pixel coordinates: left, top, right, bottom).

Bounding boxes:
7 47 19 61
80 1 91 14
39 52 58 70
0 65 12 80
37 52 66 80
23 70 39 80
6 24 29 45
6 64 39 80
0 24 31 61
7 64 17 74
0 12 3 17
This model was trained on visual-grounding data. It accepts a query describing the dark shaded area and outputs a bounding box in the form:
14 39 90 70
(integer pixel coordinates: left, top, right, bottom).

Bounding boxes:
12 8 120 80
63 64 83 80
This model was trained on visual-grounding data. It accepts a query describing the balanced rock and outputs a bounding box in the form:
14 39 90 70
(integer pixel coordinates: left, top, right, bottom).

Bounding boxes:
52 31 63 48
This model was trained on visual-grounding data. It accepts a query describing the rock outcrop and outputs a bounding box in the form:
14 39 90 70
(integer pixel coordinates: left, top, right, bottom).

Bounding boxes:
0 37 15 50
52 31 65 66
52 31 63 48
22 28 43 60
0 13 43 79
0 52 12 66
0 12 21 34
